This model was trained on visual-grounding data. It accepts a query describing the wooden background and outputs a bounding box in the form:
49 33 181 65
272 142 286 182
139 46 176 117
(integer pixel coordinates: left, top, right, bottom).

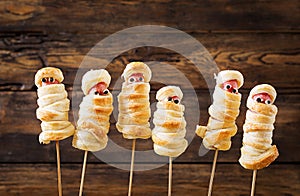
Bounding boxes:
0 0 299 195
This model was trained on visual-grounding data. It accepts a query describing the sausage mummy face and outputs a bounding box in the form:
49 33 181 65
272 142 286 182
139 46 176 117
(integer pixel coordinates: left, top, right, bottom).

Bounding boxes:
167 96 180 104
252 93 272 104
41 77 60 86
221 79 239 94
88 82 109 96
127 73 144 84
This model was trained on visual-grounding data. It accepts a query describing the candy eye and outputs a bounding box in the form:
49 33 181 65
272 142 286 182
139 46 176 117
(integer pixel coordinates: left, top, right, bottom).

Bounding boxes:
168 97 172 102
256 97 262 103
266 100 271 104
129 77 135 83
95 91 99 95
139 77 144 82
103 89 109 94
174 99 180 104
42 78 47 82
226 84 231 89
232 88 237 94
49 77 54 82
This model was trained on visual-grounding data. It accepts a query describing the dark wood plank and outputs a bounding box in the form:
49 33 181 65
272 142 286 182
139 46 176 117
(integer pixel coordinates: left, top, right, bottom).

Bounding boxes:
0 33 299 91
0 90 299 163
0 163 299 196
0 0 299 33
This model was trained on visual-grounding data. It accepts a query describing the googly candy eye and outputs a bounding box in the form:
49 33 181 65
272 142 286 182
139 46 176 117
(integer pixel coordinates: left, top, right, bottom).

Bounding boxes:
129 77 135 83
173 98 180 104
168 97 172 102
138 77 144 82
266 99 271 104
103 89 109 94
42 78 47 83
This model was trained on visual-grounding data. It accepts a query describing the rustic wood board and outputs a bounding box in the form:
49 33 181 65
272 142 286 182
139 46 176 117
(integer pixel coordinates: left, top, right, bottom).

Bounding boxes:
0 33 299 91
0 0 299 33
0 163 299 196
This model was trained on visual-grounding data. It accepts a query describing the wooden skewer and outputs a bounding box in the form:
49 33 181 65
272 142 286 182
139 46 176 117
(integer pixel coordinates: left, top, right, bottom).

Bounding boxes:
79 150 88 196
208 149 219 196
250 169 257 196
168 156 173 196
128 139 136 196
55 141 63 196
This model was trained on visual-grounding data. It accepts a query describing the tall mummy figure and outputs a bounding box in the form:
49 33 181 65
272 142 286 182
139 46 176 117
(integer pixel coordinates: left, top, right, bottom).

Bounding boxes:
72 69 113 152
152 86 188 157
239 84 279 170
117 62 152 139
196 70 244 150
35 67 75 144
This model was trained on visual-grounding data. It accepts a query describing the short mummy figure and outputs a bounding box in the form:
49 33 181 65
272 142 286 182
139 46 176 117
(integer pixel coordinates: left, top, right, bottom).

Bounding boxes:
239 84 279 170
116 62 152 139
35 67 75 144
196 70 244 150
152 86 188 157
72 69 113 152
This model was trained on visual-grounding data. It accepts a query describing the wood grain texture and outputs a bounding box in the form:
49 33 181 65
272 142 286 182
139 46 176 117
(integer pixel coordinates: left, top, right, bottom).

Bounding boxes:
0 33 299 91
0 90 298 163
0 163 299 196
0 0 299 195
0 0 299 33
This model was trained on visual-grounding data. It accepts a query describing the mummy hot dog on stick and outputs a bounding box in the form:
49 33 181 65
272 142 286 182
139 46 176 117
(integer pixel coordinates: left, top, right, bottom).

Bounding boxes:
195 70 244 196
152 86 188 157
35 67 75 196
239 84 279 170
72 69 113 196
152 86 188 195
117 62 152 195
35 67 75 144
72 69 113 152
117 62 152 139
196 70 244 150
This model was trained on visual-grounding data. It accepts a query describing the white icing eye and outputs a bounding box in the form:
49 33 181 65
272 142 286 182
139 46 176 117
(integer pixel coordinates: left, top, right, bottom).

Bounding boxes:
138 77 144 82
42 78 47 82
256 97 262 103
266 100 271 104
226 84 231 89
103 89 109 94
129 77 135 83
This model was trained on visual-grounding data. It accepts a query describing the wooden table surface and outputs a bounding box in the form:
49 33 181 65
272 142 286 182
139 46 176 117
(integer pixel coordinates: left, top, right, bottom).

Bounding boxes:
0 0 299 195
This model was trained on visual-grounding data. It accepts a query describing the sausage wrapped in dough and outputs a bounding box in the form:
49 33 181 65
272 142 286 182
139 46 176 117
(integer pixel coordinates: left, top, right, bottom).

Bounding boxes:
35 67 75 144
239 84 279 170
72 69 113 152
195 70 244 150
116 62 152 139
152 86 188 157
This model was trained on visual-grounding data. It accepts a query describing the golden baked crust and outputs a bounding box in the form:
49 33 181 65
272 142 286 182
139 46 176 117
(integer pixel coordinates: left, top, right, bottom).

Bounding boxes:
121 62 152 83
152 86 188 157
239 84 279 170
35 67 64 88
117 62 152 139
35 67 74 144
72 69 113 152
215 70 244 88
195 70 244 151
81 69 111 95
